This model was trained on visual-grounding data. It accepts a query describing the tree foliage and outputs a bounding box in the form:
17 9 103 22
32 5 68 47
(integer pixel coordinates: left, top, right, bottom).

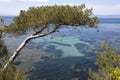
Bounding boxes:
3 4 99 35
111 68 120 80
0 32 9 68
89 43 120 80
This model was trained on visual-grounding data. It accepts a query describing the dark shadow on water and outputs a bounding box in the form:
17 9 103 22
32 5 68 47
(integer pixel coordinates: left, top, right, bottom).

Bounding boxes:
44 45 63 58
74 42 97 57
14 61 21 65
27 56 98 80
25 41 48 49
49 41 72 47
26 40 72 50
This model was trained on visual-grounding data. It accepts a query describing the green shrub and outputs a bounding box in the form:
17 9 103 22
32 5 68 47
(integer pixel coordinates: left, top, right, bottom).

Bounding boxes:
89 43 120 80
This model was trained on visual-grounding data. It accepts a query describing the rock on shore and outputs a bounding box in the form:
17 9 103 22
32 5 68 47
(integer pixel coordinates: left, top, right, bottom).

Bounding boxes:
0 18 4 28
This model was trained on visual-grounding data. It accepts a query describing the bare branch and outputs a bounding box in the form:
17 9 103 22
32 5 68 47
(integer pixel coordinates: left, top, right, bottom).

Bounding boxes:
37 25 59 37
33 25 48 35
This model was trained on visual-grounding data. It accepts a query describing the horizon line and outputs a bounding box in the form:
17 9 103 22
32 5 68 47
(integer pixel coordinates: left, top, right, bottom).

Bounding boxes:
1 14 120 16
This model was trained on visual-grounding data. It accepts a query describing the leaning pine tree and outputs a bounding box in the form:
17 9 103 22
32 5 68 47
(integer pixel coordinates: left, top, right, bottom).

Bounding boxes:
2 4 99 71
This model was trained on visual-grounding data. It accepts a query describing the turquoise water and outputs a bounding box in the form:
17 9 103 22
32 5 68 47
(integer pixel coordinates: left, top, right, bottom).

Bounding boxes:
2 16 120 80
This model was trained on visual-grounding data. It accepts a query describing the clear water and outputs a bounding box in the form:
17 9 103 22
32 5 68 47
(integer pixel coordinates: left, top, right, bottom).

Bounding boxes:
2 16 120 80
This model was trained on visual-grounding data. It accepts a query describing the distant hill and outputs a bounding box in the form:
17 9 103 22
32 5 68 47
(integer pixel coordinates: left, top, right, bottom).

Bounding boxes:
97 15 120 18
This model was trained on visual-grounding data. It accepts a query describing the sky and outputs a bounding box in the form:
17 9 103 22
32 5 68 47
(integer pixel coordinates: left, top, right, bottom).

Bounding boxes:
0 0 120 16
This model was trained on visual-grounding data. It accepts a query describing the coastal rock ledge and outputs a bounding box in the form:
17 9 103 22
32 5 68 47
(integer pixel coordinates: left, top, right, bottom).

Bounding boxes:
0 18 4 28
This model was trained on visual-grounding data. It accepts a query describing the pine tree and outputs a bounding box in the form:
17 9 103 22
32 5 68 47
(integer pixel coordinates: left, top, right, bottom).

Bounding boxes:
89 43 120 80
2 4 99 71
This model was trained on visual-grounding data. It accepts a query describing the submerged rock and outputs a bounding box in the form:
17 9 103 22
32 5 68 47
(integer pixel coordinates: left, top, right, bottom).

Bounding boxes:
44 45 63 57
14 61 21 65
74 43 95 57
50 41 72 47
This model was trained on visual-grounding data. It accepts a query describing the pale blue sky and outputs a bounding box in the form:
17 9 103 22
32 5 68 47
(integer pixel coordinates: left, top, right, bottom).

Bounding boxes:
0 0 120 16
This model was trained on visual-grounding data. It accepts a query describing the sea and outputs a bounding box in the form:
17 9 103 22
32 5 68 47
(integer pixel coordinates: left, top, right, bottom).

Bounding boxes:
1 16 120 80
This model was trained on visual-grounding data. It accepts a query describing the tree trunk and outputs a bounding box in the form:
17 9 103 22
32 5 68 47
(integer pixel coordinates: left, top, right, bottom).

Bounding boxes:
3 25 58 71
3 35 33 71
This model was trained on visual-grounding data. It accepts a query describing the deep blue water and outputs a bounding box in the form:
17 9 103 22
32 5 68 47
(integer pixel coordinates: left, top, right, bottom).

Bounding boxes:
0 16 14 25
1 16 120 25
99 18 120 23
1 16 120 80
0 16 120 25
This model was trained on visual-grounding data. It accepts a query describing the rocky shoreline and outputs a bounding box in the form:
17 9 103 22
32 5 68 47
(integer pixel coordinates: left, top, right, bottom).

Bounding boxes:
0 18 4 28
